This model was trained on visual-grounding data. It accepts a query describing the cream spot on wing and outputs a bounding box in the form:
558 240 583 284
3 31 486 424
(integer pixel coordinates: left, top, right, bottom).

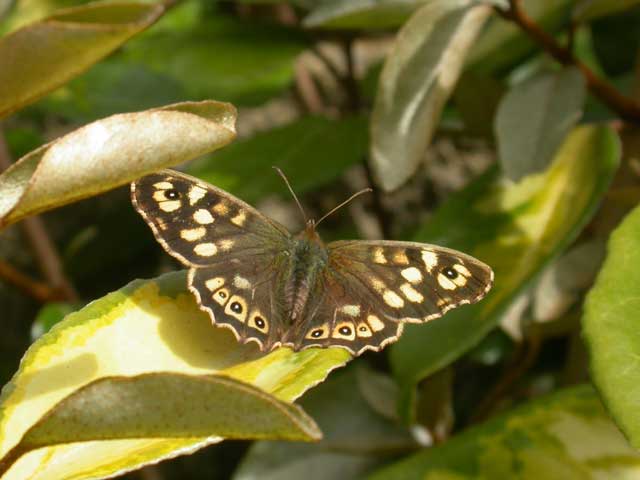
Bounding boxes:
193 209 214 225
153 190 167 202
213 202 229 215
393 250 409 265
180 227 206 242
367 315 385 332
248 310 269 333
383 290 404 308
205 277 225 291
340 304 361 317
332 322 356 340
356 322 372 337
218 239 235 251
188 186 207 205
438 273 457 290
370 277 386 292
400 283 423 303
421 250 438 272
452 274 468 287
153 181 174 189
453 263 471 277
306 323 329 340
233 275 251 289
373 247 387 264
231 210 247 227
159 200 181 212
224 295 248 323
157 219 168 231
194 242 218 257
213 288 230 306
437 297 449 307
401 267 422 284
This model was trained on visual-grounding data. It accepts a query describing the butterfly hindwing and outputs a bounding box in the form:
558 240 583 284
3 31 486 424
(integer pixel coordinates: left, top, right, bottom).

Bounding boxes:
287 240 493 355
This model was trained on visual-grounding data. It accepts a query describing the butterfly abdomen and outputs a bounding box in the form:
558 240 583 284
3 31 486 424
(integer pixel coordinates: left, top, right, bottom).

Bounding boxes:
284 238 328 322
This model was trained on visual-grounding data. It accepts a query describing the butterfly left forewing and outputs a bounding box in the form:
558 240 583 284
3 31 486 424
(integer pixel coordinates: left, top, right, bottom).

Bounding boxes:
131 170 289 267
132 169 293 350
287 240 493 355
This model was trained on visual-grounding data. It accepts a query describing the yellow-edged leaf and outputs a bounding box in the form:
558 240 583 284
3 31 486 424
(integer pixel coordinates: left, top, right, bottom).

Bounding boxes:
0 272 350 480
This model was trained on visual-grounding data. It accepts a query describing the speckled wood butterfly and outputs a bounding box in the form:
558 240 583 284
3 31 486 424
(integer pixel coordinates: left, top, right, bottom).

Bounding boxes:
131 169 493 356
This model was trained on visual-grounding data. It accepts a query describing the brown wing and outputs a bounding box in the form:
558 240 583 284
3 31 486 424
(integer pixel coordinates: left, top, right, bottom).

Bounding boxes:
283 240 493 356
132 169 292 349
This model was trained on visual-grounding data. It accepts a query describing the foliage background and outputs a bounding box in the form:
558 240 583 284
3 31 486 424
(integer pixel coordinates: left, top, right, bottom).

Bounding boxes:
1 0 640 479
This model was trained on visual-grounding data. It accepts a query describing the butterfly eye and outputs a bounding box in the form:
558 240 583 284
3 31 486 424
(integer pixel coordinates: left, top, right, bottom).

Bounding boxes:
230 301 243 313
311 330 323 338
442 267 459 279
165 189 180 200
254 316 265 328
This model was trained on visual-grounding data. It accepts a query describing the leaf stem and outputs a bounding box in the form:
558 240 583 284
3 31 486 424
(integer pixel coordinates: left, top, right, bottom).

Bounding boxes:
497 0 640 123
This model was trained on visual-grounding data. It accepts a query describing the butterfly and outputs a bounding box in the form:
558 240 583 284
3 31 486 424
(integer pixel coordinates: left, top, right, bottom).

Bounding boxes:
131 169 493 356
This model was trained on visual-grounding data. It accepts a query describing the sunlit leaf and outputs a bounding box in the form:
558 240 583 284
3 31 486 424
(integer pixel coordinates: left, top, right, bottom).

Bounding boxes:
495 67 586 181
390 125 620 420
370 0 492 191
187 115 368 204
0 271 350 480
0 2 165 118
368 386 640 479
584 202 640 448
0 100 236 228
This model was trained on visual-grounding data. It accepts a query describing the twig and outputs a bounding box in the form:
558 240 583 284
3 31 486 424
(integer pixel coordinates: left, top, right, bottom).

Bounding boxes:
0 128 79 302
0 259 62 302
294 60 326 115
341 37 362 113
311 44 345 86
497 0 640 123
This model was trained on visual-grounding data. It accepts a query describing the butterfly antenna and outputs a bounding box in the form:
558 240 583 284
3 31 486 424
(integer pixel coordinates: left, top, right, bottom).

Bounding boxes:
273 166 308 222
315 188 372 227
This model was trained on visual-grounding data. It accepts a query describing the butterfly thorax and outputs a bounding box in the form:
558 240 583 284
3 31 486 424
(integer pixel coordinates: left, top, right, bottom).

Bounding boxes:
284 222 327 323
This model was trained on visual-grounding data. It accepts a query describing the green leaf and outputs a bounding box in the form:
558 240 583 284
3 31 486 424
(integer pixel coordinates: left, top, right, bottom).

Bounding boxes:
370 0 492 191
303 0 423 30
37 58 186 122
187 115 368 204
0 2 165 119
234 367 415 480
124 12 308 105
584 203 640 448
0 100 236 229
367 385 640 479
390 125 620 421
0 271 350 480
495 67 586 181
573 0 640 22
